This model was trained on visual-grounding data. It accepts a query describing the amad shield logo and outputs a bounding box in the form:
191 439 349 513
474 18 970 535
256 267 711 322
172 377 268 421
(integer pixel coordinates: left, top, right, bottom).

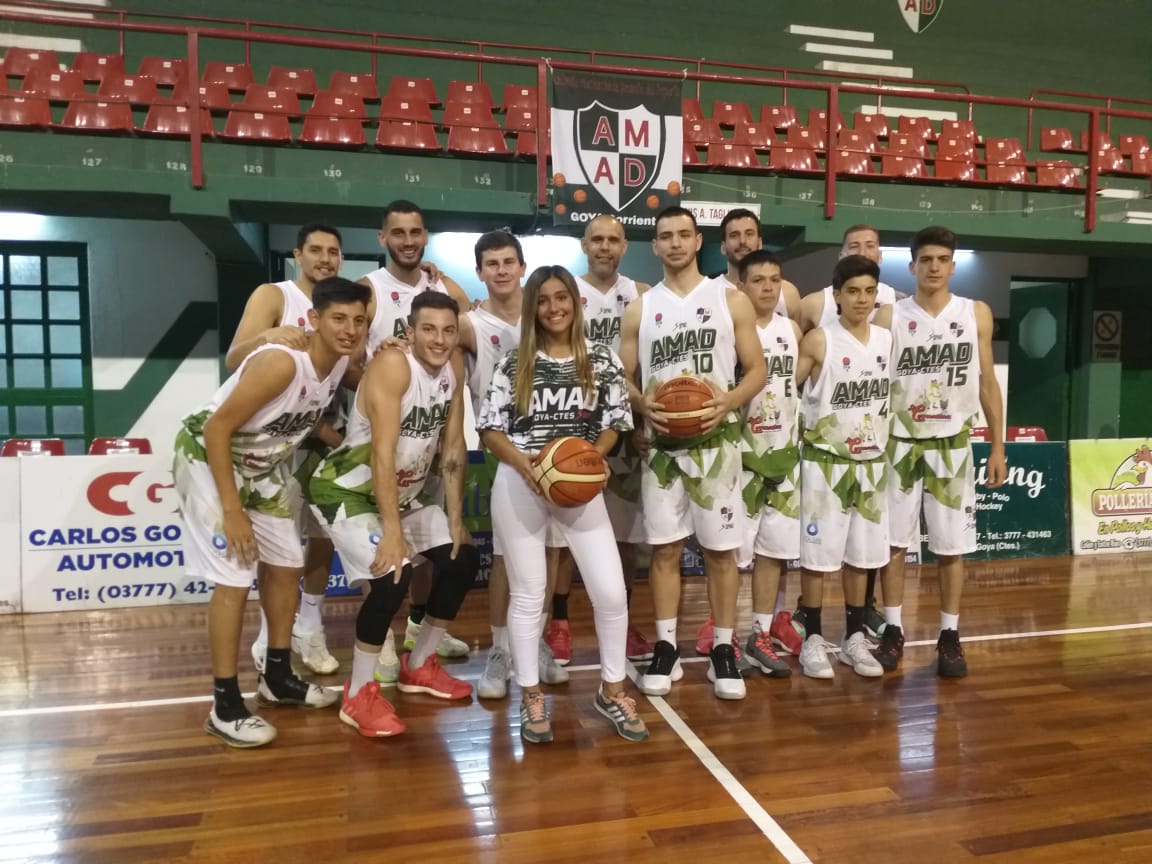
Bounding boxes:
899 0 943 33
575 101 664 211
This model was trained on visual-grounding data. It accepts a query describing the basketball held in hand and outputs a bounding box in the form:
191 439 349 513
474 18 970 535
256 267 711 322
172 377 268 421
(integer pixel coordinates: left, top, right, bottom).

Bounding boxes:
653 376 715 438
532 437 608 507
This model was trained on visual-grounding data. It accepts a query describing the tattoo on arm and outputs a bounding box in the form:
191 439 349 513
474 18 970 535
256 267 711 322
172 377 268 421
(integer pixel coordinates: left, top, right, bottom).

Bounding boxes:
441 457 462 477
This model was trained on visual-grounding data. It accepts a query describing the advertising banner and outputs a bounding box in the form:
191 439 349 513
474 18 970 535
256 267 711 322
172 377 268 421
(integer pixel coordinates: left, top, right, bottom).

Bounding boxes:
1069 438 1152 555
551 69 682 229
0 459 20 613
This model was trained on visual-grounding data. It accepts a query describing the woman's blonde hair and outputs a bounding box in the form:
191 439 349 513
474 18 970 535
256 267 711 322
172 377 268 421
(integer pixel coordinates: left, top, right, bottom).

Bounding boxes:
513 265 594 416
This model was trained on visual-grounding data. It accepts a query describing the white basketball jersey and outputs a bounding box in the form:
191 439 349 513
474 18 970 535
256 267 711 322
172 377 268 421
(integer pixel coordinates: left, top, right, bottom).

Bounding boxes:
890 295 982 439
638 277 737 396
716 271 787 317
742 314 799 476
363 267 449 360
816 281 897 328
275 280 314 331
576 274 638 354
198 344 347 478
466 306 521 417
802 321 891 461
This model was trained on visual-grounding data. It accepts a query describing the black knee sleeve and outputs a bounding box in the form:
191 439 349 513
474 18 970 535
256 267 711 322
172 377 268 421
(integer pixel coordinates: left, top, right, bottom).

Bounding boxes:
354 564 412 645
423 544 480 622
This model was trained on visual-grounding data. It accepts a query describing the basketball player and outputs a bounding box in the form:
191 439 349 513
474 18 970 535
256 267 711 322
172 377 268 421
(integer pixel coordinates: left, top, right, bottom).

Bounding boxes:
713 208 801 322
356 200 472 683
545 214 654 667
175 276 367 748
793 255 891 680
877 226 1005 678
457 231 568 699
619 206 766 700
227 224 346 678
308 292 479 737
479 265 648 744
734 250 801 677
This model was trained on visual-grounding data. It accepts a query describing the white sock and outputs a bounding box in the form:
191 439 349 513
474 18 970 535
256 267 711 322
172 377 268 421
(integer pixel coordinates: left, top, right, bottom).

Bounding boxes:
885 606 903 629
298 592 325 631
713 626 734 649
655 618 677 646
257 608 269 644
940 612 959 632
774 582 788 615
491 625 511 653
753 612 773 634
350 645 380 693
411 624 445 669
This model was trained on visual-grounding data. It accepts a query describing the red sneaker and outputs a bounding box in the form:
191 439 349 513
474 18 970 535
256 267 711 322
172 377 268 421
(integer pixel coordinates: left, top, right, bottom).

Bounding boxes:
625 622 654 661
769 611 805 656
695 616 714 656
397 654 473 700
545 618 572 666
339 680 406 737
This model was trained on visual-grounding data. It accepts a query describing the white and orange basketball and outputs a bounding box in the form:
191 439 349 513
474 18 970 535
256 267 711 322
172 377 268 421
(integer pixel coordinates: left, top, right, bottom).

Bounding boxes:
654 376 715 438
532 437 608 507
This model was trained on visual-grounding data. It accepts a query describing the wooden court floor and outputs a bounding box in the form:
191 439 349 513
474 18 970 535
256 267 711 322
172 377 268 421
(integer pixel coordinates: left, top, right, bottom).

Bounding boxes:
2 553 1151 864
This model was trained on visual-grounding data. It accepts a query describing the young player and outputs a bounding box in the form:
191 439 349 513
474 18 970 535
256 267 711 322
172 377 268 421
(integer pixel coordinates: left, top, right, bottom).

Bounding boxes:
619 206 766 701
877 226 1006 678
175 276 368 748
713 208 801 322
793 255 892 680
308 291 479 737
479 265 648 744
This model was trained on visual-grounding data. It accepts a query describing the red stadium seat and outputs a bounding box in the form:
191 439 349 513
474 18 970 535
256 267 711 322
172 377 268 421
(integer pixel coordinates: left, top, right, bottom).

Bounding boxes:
88 437 153 455
708 142 760 169
376 120 440 151
1035 160 1080 187
170 79 233 111
140 104 215 137
683 146 702 166
733 122 773 150
1130 152 1152 175
513 129 549 158
834 148 873 175
837 129 878 153
711 100 753 128
880 154 927 178
503 104 539 132
266 66 317 97
221 110 291 142
898 115 936 141
887 132 927 157
447 125 508 155
1 438 65 457
330 72 379 101
761 104 799 130
442 101 498 128
935 159 976 181
985 137 1025 164
807 108 843 139
769 146 818 173
1118 135 1151 157
1079 130 1113 151
501 84 537 111
786 125 825 150
97 74 159 105
986 163 1030 185
0 96 52 128
1040 127 1075 152
940 119 979 142
684 118 723 146
203 62 254 92
936 135 976 163
238 84 300 116
3 48 58 78
445 80 493 108
681 98 703 122
1095 146 1126 173
969 427 990 443
853 112 891 140
22 68 84 101
0 67 10 92
60 100 135 133
379 91 436 123
387 76 437 105
308 89 366 119
137 56 187 87
71 52 125 83
1006 426 1048 442
298 115 365 147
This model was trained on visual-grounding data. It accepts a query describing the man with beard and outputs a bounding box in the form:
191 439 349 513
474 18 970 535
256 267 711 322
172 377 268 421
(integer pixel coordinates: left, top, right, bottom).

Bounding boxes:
712 208 800 322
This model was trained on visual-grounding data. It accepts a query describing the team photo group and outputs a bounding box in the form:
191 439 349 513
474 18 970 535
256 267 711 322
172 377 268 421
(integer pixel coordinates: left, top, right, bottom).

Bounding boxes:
172 200 1007 750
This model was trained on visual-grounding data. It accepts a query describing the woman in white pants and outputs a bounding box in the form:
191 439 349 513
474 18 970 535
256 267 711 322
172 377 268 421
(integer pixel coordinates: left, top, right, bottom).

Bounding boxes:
478 265 648 744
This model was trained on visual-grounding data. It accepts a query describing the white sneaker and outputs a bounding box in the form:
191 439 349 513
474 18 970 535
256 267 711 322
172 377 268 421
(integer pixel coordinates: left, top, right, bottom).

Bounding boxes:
256 675 339 708
638 640 684 697
251 633 267 674
705 643 747 700
292 622 339 675
404 617 470 658
204 708 277 748
374 630 401 686
538 640 570 685
799 634 835 680
839 631 884 678
478 647 512 699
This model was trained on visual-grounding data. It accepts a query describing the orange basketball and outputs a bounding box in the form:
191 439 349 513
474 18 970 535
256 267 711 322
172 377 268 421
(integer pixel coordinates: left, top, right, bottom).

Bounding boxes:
654 376 715 438
555 203 568 216
573 188 587 203
646 194 660 209
532 437 607 507
553 172 567 187
667 180 681 196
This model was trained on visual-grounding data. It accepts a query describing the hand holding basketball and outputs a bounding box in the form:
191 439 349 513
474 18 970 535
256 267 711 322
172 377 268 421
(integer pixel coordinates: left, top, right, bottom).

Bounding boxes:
652 377 717 438
532 437 608 507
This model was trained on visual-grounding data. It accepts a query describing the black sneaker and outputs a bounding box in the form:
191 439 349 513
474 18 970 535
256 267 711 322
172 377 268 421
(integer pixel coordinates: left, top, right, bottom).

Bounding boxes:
873 624 905 672
863 597 887 639
936 629 968 678
706 643 747 699
257 673 340 708
638 640 682 697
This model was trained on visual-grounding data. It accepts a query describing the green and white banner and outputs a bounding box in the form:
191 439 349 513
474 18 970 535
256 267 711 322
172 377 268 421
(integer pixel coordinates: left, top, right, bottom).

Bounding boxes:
1069 438 1152 556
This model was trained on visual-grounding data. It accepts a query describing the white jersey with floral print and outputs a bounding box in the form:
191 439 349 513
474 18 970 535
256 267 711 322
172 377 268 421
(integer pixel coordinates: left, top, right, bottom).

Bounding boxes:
742 314 800 479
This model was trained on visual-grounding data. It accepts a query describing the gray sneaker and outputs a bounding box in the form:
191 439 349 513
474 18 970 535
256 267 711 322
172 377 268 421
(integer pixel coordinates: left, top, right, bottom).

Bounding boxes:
799 634 835 680
839 631 884 678
744 625 792 678
538 640 570 685
477 647 511 699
